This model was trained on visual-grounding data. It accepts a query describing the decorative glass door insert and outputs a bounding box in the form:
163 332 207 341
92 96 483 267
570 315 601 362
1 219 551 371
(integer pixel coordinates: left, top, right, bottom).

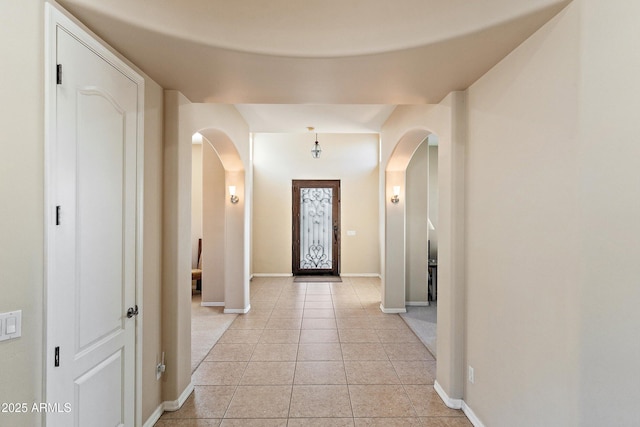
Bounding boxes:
292 180 340 276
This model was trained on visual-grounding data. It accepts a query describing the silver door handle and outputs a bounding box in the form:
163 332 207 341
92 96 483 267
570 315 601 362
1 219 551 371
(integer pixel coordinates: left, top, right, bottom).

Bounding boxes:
126 305 139 318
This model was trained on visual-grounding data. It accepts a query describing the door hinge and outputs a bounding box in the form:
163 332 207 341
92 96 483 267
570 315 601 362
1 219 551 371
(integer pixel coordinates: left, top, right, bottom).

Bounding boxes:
55 206 61 225
56 64 62 85
54 346 60 367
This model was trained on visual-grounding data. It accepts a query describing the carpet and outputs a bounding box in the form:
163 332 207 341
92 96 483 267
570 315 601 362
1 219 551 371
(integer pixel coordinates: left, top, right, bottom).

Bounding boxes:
191 294 237 372
294 275 342 282
399 303 437 357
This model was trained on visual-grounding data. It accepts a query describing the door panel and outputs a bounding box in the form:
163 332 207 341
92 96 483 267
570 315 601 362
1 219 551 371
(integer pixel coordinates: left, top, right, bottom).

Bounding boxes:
76 91 125 353
292 180 340 276
75 350 124 427
47 25 138 426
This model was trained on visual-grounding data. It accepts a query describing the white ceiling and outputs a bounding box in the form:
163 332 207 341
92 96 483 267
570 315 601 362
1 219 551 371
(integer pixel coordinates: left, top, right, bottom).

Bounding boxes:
57 0 571 133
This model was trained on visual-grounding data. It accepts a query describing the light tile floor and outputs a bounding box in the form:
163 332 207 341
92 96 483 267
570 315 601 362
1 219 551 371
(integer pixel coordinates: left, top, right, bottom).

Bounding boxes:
157 277 472 426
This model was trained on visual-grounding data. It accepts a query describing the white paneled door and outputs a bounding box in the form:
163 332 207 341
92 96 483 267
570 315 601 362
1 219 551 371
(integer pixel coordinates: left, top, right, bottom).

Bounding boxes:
46 8 142 426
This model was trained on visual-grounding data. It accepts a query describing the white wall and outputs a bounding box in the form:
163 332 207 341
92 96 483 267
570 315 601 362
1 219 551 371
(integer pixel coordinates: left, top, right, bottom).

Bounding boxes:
253 133 380 275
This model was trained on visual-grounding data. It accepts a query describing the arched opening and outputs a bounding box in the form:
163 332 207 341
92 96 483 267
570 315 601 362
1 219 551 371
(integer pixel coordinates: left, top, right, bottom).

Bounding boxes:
162 94 252 404
382 128 433 313
189 129 242 370
403 134 439 355
380 93 467 408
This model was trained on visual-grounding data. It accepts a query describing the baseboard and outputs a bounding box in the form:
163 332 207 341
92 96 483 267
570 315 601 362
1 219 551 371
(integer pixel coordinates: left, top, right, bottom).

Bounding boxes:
340 273 382 278
252 273 293 277
142 403 164 427
143 381 195 426
379 303 407 314
462 401 486 427
251 273 382 278
201 301 225 307
434 380 463 409
434 381 485 427
224 304 251 314
406 301 430 306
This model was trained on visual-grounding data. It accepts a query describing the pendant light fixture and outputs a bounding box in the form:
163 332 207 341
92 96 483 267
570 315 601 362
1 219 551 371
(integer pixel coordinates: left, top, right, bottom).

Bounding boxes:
308 127 322 159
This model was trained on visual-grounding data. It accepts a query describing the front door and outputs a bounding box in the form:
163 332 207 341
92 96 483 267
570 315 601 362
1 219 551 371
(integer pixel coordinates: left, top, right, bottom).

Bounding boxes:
46 11 141 426
292 180 340 276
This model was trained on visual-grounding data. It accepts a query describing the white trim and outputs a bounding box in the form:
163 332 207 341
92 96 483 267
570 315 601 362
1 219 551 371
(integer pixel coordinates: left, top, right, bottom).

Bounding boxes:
462 401 486 427
201 301 225 307
434 380 463 409
379 303 407 314
339 273 382 278
161 381 195 412
142 404 164 427
433 382 485 427
406 301 430 306
252 273 293 277
224 304 251 314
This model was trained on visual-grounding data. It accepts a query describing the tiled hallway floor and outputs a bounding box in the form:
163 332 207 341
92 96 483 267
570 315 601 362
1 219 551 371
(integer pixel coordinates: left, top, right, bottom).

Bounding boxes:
156 277 471 426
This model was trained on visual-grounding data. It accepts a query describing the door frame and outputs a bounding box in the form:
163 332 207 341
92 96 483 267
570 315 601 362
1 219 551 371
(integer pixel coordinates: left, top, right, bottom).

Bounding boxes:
44 4 145 425
292 179 341 276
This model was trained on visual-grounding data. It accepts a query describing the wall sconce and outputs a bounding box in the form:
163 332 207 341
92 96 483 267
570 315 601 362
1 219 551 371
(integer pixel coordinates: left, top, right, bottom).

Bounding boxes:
229 186 239 204
391 186 400 204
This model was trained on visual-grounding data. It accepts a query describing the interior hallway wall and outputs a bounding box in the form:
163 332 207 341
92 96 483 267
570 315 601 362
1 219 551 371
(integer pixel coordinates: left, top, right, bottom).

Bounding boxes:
428 144 439 258
191 144 203 269
0 3 45 426
201 138 225 304
406 140 429 303
465 2 581 425
253 133 379 276
0 3 167 425
578 0 640 424
141 72 165 423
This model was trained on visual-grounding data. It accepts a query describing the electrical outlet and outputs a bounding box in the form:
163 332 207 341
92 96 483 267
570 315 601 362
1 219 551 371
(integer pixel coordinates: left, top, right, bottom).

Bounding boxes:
156 351 166 380
156 363 164 380
468 365 475 384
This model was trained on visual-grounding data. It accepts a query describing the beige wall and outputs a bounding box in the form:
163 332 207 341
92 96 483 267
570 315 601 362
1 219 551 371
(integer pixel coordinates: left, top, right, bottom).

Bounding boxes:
191 144 203 268
428 144 438 258
466 4 580 424
141 75 165 422
201 139 225 304
253 133 380 276
0 3 166 425
578 0 640 424
0 2 45 426
463 0 640 424
406 140 429 303
162 90 193 403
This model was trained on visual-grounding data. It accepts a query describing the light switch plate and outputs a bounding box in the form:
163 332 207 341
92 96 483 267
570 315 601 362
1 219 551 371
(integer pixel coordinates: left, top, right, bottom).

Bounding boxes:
0 310 22 342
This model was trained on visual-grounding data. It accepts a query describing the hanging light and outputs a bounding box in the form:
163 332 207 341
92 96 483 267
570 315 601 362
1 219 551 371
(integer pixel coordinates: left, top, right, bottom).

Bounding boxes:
311 133 322 159
307 127 321 159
